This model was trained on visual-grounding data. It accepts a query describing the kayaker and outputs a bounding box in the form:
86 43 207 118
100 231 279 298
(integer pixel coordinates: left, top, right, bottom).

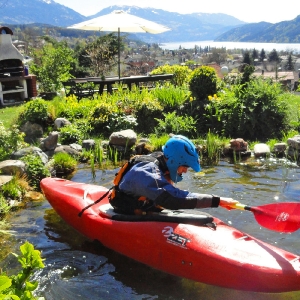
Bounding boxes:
109 135 238 215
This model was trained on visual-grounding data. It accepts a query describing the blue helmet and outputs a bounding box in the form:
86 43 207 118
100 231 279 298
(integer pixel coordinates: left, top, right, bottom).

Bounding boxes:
162 135 201 183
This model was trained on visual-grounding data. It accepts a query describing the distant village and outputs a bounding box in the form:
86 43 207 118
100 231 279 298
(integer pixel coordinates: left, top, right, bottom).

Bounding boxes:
12 37 300 92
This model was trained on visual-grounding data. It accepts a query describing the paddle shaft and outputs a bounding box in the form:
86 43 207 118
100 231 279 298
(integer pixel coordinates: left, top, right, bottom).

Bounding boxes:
233 203 252 211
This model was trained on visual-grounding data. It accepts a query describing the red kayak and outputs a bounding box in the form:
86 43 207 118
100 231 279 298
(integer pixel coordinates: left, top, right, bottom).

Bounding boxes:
40 177 300 293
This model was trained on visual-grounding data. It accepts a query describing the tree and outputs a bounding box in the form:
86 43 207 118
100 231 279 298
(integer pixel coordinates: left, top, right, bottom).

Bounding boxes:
285 52 294 70
240 64 255 85
30 37 75 93
259 48 266 62
268 49 280 63
83 33 120 77
243 50 252 65
251 48 259 60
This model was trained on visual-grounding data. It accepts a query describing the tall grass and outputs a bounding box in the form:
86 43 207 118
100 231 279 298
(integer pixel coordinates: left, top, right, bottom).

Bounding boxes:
151 84 190 107
197 131 228 166
148 134 170 152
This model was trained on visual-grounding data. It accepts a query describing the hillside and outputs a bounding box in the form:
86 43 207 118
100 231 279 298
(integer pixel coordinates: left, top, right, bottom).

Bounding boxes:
0 0 87 27
215 15 300 43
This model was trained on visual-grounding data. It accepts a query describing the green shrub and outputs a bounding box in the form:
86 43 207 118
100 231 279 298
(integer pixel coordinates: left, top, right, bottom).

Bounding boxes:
151 64 191 86
189 66 218 101
54 97 95 122
0 122 27 161
20 154 50 190
203 77 289 140
17 99 51 127
134 97 164 135
88 102 118 135
59 123 85 144
155 111 197 138
106 113 138 133
52 152 77 175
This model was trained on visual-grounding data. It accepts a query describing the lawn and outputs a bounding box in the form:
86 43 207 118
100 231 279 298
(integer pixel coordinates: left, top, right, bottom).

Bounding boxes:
0 105 24 128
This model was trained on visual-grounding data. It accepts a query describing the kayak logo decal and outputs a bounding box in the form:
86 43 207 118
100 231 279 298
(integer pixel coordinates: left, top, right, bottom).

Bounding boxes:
162 226 190 248
276 212 289 222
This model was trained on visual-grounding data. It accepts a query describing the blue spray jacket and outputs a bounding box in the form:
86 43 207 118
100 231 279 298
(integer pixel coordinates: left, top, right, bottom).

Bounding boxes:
119 160 220 210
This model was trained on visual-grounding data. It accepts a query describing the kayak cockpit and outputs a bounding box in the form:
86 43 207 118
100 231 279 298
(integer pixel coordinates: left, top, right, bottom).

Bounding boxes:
99 203 215 226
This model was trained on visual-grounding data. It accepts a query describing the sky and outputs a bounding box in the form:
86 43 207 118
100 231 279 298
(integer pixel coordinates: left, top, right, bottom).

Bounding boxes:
54 0 300 24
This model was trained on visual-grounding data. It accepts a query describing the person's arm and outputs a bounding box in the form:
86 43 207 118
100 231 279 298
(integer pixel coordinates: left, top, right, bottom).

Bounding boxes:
155 191 219 210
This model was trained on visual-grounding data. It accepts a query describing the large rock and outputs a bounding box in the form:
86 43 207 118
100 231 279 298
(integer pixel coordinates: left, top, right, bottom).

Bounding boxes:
0 160 26 175
82 139 95 151
54 145 81 157
0 175 13 186
273 142 287 157
254 143 270 157
230 138 248 152
54 118 71 130
11 146 49 165
40 131 59 151
20 121 43 143
109 129 137 148
287 136 300 150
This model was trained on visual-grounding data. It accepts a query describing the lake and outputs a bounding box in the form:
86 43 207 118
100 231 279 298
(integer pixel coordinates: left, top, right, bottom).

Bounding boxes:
160 41 300 53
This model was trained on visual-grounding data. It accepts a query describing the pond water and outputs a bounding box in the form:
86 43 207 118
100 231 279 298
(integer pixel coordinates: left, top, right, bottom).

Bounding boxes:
2 158 300 300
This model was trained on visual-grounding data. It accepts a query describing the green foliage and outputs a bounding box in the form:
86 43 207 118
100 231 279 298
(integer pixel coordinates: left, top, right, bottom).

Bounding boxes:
243 51 252 65
0 123 27 161
148 134 170 151
133 96 164 135
268 49 280 63
151 65 191 86
285 53 294 70
17 99 50 127
50 96 95 123
30 39 75 93
197 131 223 165
106 113 138 133
278 93 300 131
52 152 77 175
88 102 119 136
0 241 44 300
151 83 191 109
20 155 50 190
189 66 218 101
1 177 26 201
58 123 85 144
155 112 197 138
204 77 289 140
0 194 10 216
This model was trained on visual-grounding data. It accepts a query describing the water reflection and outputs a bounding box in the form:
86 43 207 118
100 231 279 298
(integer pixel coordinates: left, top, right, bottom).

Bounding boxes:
1 160 300 299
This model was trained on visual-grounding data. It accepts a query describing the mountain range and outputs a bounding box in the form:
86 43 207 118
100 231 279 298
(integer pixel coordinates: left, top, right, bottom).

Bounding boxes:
0 0 299 43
